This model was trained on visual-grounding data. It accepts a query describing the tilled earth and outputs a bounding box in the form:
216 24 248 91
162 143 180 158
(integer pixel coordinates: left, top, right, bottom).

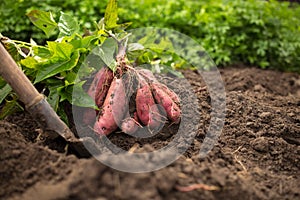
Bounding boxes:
1 66 299 200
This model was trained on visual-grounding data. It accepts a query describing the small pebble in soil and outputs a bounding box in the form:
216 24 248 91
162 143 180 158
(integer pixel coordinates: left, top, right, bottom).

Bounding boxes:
250 137 269 153
259 112 271 118
253 84 266 92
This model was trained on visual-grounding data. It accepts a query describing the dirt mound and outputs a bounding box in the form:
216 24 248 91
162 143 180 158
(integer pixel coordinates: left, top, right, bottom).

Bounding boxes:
1 66 299 200
0 121 78 199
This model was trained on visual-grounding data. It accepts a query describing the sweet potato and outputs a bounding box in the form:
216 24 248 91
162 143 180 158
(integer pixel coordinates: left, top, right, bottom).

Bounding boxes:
151 83 181 124
138 69 181 123
153 82 180 105
94 77 127 136
94 67 114 107
138 69 180 105
135 75 163 129
82 67 114 125
83 68 106 125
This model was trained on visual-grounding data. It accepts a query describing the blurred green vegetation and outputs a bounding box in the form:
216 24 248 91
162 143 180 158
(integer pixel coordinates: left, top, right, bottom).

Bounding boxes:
1 0 300 71
0 0 106 43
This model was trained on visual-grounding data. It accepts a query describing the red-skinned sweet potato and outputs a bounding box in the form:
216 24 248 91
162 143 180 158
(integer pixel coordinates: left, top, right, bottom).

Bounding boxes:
151 83 181 124
138 69 180 105
83 68 105 125
135 75 163 129
82 67 114 125
95 67 114 107
94 77 127 136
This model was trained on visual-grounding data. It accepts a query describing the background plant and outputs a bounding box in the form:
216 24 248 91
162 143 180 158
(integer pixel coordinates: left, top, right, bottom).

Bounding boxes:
1 0 299 71
1 0 300 71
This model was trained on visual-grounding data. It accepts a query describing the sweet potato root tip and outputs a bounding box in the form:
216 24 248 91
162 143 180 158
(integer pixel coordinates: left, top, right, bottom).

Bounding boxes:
121 117 140 134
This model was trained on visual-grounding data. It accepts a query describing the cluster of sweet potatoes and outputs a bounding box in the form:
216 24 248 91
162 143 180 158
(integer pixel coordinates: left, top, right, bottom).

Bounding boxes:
83 59 181 136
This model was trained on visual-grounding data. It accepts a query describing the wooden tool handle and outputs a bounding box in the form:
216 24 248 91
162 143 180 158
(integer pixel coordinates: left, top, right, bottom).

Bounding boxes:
0 43 43 107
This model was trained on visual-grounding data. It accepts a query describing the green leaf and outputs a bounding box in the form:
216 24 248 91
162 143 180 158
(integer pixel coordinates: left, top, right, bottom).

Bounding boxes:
58 11 80 38
127 43 145 59
47 87 60 111
144 37 174 53
76 55 97 80
114 22 132 32
57 85 73 103
81 35 98 49
70 35 98 50
35 50 80 83
27 10 57 37
47 41 74 59
65 71 77 84
104 0 118 29
46 79 62 111
137 50 154 63
259 61 269 68
71 81 97 108
93 38 117 72
33 46 51 58
0 84 12 104
128 43 144 52
20 57 38 69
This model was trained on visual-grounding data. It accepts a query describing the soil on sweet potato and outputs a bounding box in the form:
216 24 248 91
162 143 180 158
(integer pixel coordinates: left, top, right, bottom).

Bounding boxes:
1 66 300 200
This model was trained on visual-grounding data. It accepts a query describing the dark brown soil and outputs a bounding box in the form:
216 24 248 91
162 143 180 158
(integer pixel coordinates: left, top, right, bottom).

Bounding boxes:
1 66 299 200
